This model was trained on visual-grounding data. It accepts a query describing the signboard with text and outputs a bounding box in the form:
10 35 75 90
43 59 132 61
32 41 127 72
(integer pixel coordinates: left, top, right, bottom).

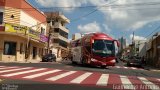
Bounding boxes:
40 34 48 42
28 28 40 40
5 23 27 34
5 23 47 42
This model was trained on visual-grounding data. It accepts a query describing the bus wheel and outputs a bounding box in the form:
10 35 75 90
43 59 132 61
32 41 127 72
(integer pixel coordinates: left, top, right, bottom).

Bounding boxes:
101 65 106 69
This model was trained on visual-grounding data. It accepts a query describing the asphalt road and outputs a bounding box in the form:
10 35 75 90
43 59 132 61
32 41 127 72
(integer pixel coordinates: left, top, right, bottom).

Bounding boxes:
0 60 159 90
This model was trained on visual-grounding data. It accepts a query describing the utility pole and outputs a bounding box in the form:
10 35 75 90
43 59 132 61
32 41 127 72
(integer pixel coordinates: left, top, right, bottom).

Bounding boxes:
132 32 135 56
47 16 53 54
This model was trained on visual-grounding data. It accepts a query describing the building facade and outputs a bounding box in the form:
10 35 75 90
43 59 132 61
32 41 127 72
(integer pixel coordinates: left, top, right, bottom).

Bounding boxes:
45 12 70 61
134 40 147 57
146 32 160 68
0 0 48 62
118 37 127 53
72 33 82 40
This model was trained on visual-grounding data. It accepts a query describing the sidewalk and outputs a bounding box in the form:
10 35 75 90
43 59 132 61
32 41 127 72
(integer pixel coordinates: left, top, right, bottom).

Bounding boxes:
143 65 160 72
0 60 41 63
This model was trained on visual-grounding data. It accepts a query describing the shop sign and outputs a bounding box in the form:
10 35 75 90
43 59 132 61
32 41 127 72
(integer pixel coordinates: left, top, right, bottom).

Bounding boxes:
157 45 160 49
28 28 40 40
40 34 48 42
5 23 27 34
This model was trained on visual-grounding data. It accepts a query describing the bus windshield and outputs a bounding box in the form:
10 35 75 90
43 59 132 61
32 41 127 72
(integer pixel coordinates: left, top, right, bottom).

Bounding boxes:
92 40 114 57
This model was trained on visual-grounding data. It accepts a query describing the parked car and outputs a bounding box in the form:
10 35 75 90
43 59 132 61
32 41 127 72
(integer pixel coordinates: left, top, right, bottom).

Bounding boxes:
127 56 142 67
42 54 56 62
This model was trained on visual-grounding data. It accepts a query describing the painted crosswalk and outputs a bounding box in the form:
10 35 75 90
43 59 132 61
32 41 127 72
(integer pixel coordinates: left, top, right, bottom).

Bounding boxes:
71 72 92 84
112 66 144 70
96 74 109 86
0 66 159 90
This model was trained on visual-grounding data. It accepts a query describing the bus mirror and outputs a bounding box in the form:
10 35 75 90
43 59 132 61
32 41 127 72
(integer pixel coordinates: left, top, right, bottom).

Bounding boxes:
114 40 120 47
92 40 94 43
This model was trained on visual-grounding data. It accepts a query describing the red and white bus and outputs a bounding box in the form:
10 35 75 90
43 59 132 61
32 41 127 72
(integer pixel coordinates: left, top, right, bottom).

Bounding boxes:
70 33 119 68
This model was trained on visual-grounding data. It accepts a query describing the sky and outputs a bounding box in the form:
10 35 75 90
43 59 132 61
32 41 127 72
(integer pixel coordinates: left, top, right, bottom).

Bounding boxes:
28 0 160 44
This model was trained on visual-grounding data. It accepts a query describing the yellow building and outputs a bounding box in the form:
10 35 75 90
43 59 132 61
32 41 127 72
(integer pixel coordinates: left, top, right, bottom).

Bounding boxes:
0 0 48 62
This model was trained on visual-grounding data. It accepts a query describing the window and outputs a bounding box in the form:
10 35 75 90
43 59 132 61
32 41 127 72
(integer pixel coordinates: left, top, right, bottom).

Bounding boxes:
41 27 45 35
4 42 16 55
20 43 23 54
54 28 59 33
0 12 3 24
53 39 59 43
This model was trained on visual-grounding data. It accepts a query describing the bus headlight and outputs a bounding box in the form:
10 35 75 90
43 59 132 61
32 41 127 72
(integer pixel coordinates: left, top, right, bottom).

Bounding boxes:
110 59 116 63
91 58 97 62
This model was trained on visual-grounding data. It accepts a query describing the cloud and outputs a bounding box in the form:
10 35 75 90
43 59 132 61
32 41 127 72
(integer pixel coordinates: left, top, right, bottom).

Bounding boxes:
102 24 111 33
130 34 147 41
102 0 160 31
35 0 160 31
77 21 101 33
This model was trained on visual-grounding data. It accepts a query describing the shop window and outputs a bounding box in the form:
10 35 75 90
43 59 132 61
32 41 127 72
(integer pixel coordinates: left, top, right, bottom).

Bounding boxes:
0 12 3 24
20 43 23 54
4 42 16 55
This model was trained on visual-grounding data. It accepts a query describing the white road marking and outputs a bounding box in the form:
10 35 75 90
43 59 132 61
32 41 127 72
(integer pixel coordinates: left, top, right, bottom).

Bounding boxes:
0 67 32 73
0 67 18 70
46 71 77 81
23 69 61 79
120 75 135 90
0 66 5 67
115 66 120 68
130 67 137 69
123 67 128 69
70 72 92 84
2 68 46 77
138 77 160 90
96 74 109 86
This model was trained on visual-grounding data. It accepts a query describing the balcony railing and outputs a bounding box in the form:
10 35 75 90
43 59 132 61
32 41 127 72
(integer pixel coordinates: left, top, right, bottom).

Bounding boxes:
51 33 68 43
53 22 69 33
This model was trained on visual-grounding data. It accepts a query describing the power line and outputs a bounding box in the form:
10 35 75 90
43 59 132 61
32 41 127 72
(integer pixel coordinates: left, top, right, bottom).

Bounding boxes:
71 0 119 22
4 1 160 11
145 24 160 38
98 7 160 11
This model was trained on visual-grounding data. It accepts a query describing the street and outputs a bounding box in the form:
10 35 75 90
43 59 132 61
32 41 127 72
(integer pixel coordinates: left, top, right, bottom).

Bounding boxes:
0 60 160 90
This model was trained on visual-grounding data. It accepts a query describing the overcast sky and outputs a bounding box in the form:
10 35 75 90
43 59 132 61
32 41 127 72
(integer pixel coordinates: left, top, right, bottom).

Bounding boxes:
28 0 160 44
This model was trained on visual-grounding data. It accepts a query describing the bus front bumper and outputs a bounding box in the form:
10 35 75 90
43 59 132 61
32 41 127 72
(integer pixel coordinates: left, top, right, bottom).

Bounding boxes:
90 58 115 66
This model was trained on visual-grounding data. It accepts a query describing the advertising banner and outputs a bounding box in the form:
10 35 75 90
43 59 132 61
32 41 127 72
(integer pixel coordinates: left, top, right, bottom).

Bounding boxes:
40 34 48 42
5 23 27 34
28 28 40 40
